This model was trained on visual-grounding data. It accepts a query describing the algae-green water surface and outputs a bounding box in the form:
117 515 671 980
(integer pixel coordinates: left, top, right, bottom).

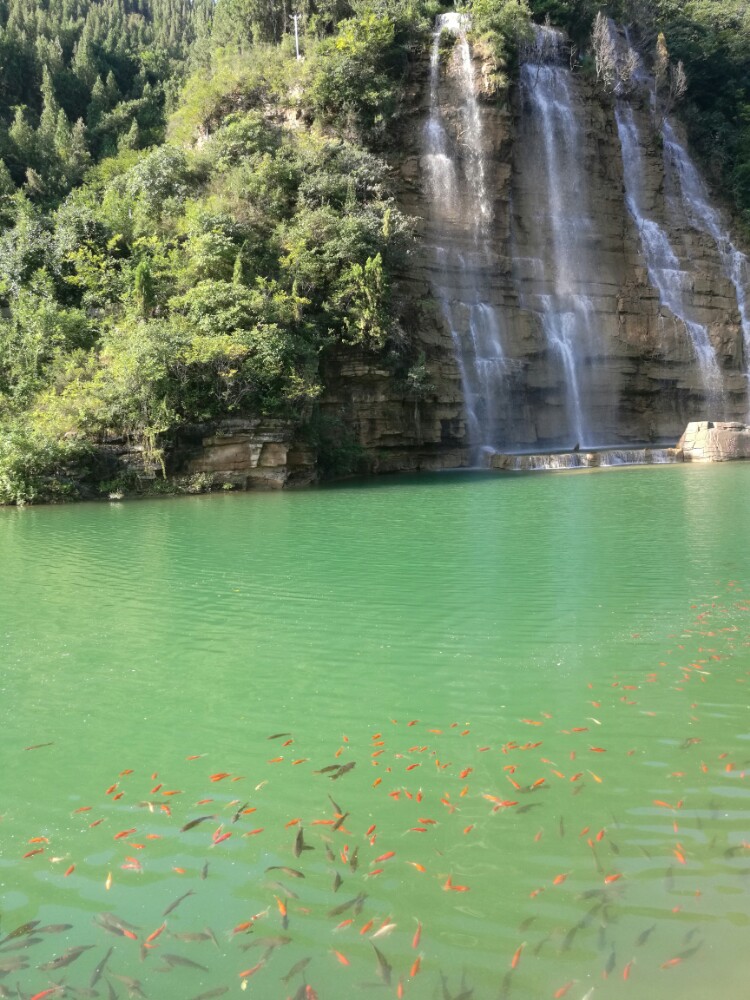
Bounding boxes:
1 464 749 1000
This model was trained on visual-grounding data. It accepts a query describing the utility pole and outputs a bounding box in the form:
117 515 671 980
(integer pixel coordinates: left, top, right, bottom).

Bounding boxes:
290 13 301 60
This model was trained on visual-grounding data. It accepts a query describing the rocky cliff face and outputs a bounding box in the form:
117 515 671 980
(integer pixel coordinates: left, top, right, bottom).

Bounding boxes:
320 26 748 469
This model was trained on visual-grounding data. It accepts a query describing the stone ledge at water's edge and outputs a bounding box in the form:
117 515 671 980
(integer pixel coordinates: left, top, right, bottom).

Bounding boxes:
678 421 750 462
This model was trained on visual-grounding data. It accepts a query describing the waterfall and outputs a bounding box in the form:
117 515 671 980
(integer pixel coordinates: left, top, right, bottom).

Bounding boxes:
422 13 510 461
661 119 750 410
614 103 723 407
516 26 602 449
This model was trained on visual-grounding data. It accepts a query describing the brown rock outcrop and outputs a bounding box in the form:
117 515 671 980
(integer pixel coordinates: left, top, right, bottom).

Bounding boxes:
678 421 750 462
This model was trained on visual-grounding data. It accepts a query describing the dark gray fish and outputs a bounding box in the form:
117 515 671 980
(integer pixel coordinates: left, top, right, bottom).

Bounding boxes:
162 953 209 971
36 925 73 935
204 927 219 950
579 888 607 901
635 923 656 947
325 843 336 863
201 862 209 880
268 733 292 740
533 933 552 956
292 985 307 1000
349 846 359 872
188 990 229 1000
0 921 39 945
246 934 291 949
180 815 215 833
266 866 305 879
105 979 118 1000
267 880 298 900
561 924 579 952
331 762 356 780
99 913 139 932
332 871 343 893
313 765 341 775
328 794 343 815
371 943 392 986
597 924 608 951
169 931 212 942
608 840 620 855
90 944 113 987
24 742 54 750
232 802 249 824
604 946 617 976
111 974 146 996
677 942 703 960
516 803 542 814
163 889 195 917
281 956 312 983
518 917 536 932
0 936 42 952
665 867 675 891
558 816 565 838
683 926 701 944
498 970 513 999
294 827 305 858
39 944 95 970
333 812 349 832
328 894 365 918
0 956 28 973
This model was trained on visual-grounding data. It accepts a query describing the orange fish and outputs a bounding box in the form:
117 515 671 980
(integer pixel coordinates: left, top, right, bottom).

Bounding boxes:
64 864 75 877
660 957 682 969
114 829 136 840
143 920 167 948
412 921 422 949
375 851 395 862
553 983 574 998
410 955 421 977
238 962 264 978
604 873 622 884
510 943 524 969
332 950 349 966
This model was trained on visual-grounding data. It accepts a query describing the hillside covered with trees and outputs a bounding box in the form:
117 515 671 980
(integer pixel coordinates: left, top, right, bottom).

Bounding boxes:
1 0 749 502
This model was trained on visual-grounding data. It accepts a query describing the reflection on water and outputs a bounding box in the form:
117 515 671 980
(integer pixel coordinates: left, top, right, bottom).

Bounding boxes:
1 465 749 997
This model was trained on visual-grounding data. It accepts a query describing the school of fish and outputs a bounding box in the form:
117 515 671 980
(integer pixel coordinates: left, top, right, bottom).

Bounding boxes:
2 582 750 998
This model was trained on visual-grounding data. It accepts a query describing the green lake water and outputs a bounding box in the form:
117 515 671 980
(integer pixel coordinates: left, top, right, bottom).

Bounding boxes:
1 464 749 1000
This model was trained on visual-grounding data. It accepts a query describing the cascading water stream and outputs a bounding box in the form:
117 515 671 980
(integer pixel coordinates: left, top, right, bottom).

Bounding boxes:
661 119 750 410
517 26 600 448
422 14 510 461
614 103 723 405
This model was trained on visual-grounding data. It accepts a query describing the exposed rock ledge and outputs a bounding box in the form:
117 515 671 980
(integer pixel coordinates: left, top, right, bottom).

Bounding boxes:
678 421 750 462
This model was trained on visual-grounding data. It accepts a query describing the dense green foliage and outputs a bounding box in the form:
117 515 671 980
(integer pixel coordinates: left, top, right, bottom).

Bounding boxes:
0 0 437 502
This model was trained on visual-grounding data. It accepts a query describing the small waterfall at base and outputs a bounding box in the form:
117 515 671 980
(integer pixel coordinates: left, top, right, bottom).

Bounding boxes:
422 14 510 462
661 118 750 413
614 103 723 409
516 26 604 449
489 447 680 472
